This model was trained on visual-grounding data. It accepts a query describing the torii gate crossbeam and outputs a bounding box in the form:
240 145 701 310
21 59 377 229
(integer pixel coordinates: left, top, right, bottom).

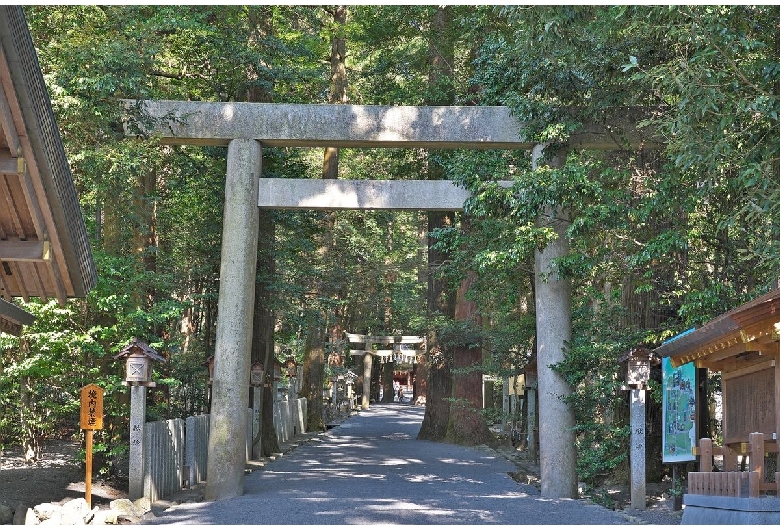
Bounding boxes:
127 100 655 502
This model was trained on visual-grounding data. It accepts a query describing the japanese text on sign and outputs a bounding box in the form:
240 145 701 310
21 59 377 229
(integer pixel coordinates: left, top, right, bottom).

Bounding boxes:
80 384 104 430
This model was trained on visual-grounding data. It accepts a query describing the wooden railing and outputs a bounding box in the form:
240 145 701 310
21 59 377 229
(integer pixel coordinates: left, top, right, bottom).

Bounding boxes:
690 432 780 498
688 471 759 498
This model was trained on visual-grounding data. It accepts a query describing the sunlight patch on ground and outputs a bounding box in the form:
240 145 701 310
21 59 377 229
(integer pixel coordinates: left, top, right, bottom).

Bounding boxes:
364 500 456 515
482 492 533 499
378 458 415 466
402 473 483 485
437 457 490 465
264 469 387 481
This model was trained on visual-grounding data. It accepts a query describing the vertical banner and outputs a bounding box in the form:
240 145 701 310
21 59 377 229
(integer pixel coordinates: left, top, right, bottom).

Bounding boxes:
661 357 697 463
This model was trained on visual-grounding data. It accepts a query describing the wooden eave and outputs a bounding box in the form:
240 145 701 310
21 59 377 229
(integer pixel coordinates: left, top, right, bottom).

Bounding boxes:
0 7 96 334
654 288 780 370
0 297 33 335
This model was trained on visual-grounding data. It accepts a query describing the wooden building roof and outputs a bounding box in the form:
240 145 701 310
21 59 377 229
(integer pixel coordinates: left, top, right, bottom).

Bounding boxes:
0 7 96 334
654 287 780 371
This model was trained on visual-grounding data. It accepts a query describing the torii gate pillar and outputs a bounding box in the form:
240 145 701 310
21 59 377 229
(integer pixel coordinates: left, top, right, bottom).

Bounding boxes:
533 145 578 499
205 139 261 501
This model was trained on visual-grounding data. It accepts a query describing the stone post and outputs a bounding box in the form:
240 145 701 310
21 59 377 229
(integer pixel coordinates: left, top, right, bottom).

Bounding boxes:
205 139 261 501
526 369 538 462
532 144 578 499
128 385 146 500
630 388 647 509
251 389 261 460
503 378 510 432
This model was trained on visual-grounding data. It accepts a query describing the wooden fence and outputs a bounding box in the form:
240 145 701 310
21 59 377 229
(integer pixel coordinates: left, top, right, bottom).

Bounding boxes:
690 432 780 498
141 397 307 503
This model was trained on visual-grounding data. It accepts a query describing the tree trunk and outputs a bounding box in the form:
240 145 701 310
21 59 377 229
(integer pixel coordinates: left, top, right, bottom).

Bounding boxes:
133 167 158 307
251 208 280 458
303 5 349 430
382 361 395 403
303 325 326 432
418 332 451 440
418 6 457 441
446 271 494 445
19 374 39 463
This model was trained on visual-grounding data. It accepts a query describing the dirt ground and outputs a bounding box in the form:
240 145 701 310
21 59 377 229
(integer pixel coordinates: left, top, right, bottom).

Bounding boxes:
0 439 129 514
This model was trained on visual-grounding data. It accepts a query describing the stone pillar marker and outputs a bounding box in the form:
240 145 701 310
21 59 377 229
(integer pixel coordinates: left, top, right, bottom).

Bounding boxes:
532 144 578 499
502 378 510 432
205 138 261 501
619 347 654 510
630 388 647 509
525 365 538 462
128 386 146 500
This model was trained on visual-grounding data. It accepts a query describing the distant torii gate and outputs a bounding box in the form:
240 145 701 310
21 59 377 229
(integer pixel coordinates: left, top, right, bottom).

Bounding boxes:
127 99 655 501
345 333 426 408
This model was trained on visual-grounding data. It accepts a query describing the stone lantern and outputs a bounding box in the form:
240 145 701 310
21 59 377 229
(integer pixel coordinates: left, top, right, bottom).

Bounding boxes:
114 337 166 387
250 361 265 387
284 356 298 378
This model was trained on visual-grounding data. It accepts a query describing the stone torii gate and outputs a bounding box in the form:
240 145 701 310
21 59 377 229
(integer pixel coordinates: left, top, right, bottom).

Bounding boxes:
127 99 655 501
345 333 426 408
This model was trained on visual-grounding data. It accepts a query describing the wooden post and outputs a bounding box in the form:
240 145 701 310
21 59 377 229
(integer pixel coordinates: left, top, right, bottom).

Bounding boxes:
672 464 682 511
79 384 103 509
700 438 713 472
749 432 764 485
85 429 93 507
723 443 738 471
776 349 780 447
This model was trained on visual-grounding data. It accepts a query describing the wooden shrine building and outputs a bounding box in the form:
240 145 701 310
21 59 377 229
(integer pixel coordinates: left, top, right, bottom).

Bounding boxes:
0 7 96 334
655 287 780 524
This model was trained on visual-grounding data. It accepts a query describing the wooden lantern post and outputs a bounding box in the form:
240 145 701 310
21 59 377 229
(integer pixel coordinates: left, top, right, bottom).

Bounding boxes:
619 347 657 510
114 338 166 501
80 383 104 508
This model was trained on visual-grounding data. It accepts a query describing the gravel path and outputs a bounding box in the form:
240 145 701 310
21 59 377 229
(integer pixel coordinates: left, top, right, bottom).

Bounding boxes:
143 404 680 525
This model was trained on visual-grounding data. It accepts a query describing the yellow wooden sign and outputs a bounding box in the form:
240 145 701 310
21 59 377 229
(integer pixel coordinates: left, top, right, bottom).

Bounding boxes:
80 383 104 430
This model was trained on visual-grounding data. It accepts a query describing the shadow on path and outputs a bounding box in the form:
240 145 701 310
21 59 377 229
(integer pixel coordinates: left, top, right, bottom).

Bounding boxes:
143 404 636 525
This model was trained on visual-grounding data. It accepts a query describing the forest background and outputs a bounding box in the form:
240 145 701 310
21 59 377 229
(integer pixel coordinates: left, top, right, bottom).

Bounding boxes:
2 5 780 504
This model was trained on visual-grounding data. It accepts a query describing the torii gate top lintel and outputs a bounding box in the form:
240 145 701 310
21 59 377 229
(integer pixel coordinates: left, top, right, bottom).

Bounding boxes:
124 99 659 151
